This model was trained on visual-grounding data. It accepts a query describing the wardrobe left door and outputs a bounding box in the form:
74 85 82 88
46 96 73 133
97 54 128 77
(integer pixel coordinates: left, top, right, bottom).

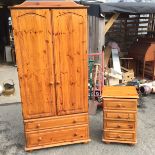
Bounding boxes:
11 9 56 119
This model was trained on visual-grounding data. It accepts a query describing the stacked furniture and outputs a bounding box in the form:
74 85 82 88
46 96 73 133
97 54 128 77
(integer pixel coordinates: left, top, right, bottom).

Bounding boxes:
128 38 155 80
11 1 90 151
102 86 138 144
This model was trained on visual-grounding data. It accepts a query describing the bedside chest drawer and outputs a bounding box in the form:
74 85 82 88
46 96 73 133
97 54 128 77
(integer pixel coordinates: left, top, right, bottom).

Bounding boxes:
104 131 136 142
104 120 135 131
104 99 137 110
104 111 136 121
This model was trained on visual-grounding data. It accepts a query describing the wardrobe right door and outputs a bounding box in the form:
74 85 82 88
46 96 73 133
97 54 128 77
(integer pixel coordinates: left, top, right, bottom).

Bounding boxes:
52 9 88 115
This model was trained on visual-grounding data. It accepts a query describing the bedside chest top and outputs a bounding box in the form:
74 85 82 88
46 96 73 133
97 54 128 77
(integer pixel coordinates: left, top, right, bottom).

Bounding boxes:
102 86 139 99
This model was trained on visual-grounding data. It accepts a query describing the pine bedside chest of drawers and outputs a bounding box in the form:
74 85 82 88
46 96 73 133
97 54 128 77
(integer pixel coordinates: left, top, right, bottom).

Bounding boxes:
102 86 139 144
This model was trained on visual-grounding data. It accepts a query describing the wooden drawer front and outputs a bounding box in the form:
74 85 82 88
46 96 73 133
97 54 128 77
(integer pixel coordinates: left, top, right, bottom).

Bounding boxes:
104 131 136 141
26 125 88 147
104 99 137 110
104 120 135 131
104 111 136 121
25 114 88 132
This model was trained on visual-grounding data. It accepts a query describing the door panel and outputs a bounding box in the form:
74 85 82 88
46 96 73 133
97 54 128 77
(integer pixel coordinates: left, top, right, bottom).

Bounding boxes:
52 9 88 115
11 9 56 119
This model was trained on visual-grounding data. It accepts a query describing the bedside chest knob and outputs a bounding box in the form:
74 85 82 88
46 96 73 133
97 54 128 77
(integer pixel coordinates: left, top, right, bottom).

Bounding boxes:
36 124 41 128
38 137 42 141
117 115 121 118
128 125 133 129
117 135 121 138
117 104 121 107
117 125 121 128
74 133 77 137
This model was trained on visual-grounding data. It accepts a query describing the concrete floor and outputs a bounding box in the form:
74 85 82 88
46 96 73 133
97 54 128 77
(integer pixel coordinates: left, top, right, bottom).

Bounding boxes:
0 65 155 155
0 65 21 104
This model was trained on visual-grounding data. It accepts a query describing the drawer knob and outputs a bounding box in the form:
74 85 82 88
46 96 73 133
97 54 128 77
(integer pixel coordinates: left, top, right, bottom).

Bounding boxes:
72 120 77 124
74 133 77 137
117 115 121 118
128 125 133 129
117 135 121 138
38 137 42 141
36 124 41 128
117 125 121 128
117 104 121 107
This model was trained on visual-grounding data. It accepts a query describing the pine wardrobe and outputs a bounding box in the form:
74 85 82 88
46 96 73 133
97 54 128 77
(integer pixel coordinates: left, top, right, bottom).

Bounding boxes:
10 1 90 151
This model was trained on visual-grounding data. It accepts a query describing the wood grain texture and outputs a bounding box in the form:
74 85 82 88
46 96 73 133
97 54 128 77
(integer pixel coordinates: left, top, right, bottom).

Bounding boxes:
10 1 87 9
128 39 155 79
102 86 139 98
52 9 88 115
103 130 136 144
102 86 138 144
104 120 135 131
104 46 112 68
104 13 119 34
26 124 89 148
25 139 91 151
25 113 88 132
104 99 137 110
11 4 89 151
11 9 56 119
104 110 136 121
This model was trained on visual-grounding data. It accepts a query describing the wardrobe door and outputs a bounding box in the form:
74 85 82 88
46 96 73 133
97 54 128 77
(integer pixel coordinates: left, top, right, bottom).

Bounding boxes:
52 9 88 115
11 9 56 119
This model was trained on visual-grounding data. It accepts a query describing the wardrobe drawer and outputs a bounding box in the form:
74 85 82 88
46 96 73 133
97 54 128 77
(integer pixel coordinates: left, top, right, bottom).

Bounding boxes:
104 120 135 131
104 131 136 142
104 99 137 110
104 111 136 121
25 113 88 132
26 125 89 148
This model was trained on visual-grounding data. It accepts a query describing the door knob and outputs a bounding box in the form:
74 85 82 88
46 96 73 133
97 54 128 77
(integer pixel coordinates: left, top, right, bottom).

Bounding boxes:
56 81 60 84
49 82 54 85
